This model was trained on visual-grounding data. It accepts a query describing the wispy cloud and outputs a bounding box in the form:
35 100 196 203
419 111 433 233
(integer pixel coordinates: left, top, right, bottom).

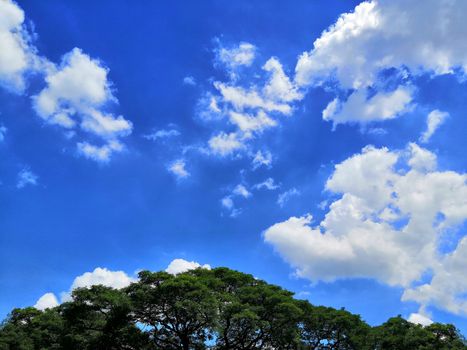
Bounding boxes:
168 159 190 179
17 168 38 189
144 127 180 141
183 76 196 86
277 188 300 207
420 109 448 143
253 177 279 191
251 150 273 170
200 41 303 157
0 125 6 142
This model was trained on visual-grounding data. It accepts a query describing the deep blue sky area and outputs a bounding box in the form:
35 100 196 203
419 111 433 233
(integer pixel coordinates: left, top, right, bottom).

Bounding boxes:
1 0 467 334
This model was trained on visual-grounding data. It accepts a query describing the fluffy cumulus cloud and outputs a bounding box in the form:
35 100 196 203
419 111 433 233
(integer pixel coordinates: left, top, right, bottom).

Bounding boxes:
295 0 467 90
264 143 467 316
168 159 190 179
0 1 133 162
60 267 135 302
294 0 467 127
35 267 135 307
34 259 211 310
32 48 132 162
408 312 433 326
203 43 303 157
420 109 449 143
402 237 467 315
0 0 40 92
34 261 211 309
34 293 59 311
322 86 414 127
69 267 134 290
165 258 211 275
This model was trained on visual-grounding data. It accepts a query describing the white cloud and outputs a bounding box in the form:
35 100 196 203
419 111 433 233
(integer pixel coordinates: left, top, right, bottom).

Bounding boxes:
196 93 222 122
420 109 449 143
228 110 277 138
34 293 59 311
183 75 196 86
215 42 256 75
233 184 252 198
208 132 244 156
80 110 131 138
264 143 467 316
407 312 433 326
34 48 110 120
402 237 467 315
251 150 272 170
144 127 180 141
214 82 292 115
165 258 211 275
17 168 38 188
295 0 467 90
0 0 39 92
318 200 328 210
324 145 398 210
201 42 303 157
221 183 254 217
277 188 300 207
263 57 302 103
253 177 280 191
322 86 414 127
367 127 388 135
33 48 132 161
33 262 208 310
168 159 190 179
406 143 436 172
70 267 134 290
0 125 6 142
0 2 132 161
77 140 124 163
35 267 135 307
221 196 235 212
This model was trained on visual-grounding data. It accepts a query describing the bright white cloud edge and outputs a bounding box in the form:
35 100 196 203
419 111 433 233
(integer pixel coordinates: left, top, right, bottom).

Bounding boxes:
264 143 467 319
35 259 210 309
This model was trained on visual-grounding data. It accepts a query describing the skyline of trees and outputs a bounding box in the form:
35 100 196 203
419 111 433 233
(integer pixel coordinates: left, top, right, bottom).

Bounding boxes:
1 267 466 349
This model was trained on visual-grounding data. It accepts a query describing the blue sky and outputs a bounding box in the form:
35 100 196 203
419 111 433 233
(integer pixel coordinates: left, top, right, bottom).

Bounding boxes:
1 0 467 333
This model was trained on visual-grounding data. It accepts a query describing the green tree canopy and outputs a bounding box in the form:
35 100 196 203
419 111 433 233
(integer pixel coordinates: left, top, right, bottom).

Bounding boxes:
1 267 465 349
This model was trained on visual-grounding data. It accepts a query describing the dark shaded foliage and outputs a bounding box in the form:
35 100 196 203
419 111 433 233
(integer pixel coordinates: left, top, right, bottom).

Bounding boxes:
1 267 465 349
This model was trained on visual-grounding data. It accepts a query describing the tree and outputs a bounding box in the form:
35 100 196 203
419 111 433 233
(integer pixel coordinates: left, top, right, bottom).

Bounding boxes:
127 271 218 350
0 307 63 350
425 323 467 349
0 267 466 350
60 285 150 349
371 315 467 350
297 301 370 349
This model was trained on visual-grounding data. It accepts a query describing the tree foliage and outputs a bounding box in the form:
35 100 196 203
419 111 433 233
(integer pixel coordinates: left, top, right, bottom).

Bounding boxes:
0 267 465 349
